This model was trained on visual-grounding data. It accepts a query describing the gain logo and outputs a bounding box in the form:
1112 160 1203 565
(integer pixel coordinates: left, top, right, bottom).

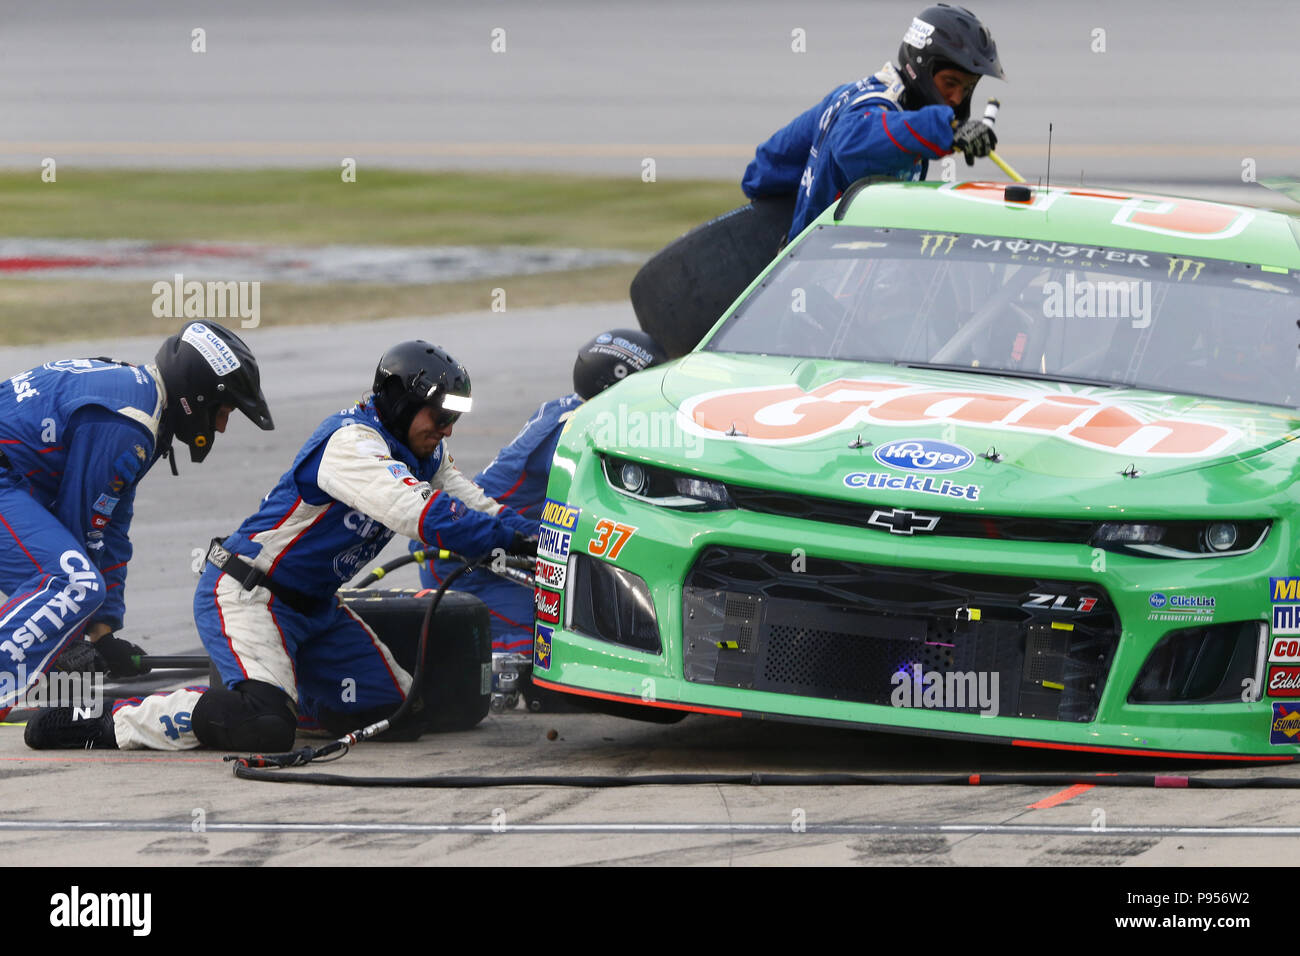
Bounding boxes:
873 438 973 474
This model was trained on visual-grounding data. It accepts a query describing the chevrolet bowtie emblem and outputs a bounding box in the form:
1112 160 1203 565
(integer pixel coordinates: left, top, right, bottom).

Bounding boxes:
867 508 940 535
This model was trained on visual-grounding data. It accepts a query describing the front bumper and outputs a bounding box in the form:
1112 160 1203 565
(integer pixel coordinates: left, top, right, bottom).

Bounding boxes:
535 456 1298 761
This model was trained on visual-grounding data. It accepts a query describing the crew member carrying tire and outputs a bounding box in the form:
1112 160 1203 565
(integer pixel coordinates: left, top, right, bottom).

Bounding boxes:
25 341 538 751
743 3 1006 240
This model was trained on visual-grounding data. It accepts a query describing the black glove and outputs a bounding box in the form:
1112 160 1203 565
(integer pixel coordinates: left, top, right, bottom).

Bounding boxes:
952 119 997 166
94 633 152 678
507 531 538 559
49 640 107 674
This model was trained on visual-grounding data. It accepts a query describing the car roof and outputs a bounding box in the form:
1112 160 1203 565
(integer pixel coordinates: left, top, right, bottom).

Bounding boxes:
825 180 1300 270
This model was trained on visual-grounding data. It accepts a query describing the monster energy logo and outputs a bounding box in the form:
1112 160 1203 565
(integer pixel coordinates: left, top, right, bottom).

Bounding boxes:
1166 257 1206 281
919 234 958 256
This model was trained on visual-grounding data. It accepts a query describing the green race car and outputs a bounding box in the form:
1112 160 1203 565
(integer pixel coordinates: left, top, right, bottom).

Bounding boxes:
532 179 1300 760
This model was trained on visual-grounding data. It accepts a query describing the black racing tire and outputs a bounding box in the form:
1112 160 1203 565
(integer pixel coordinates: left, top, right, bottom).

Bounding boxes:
630 194 796 358
339 588 492 733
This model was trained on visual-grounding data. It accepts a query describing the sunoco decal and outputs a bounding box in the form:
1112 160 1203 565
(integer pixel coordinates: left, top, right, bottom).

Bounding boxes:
872 438 973 473
1268 665 1300 698
845 472 980 501
1147 592 1215 622
534 624 553 670
1272 703 1300 745
679 379 1240 456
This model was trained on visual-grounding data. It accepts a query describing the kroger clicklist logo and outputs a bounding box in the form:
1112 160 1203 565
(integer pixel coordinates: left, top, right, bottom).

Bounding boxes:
1041 275 1152 329
873 438 973 474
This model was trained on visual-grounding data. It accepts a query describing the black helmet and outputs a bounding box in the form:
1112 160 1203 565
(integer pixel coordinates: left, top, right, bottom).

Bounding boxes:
372 341 472 443
154 321 274 463
573 329 667 400
896 4 1004 123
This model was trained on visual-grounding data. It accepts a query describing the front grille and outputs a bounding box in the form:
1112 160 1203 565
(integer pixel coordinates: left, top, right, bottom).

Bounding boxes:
725 483 1098 543
683 547 1118 721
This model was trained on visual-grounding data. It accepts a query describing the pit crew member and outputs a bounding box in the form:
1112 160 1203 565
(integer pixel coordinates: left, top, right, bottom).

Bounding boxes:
0 321 274 719
411 330 666 705
742 3 1005 239
25 341 536 751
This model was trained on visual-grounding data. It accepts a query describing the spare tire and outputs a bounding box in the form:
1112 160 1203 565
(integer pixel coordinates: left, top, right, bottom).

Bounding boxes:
631 194 796 358
339 588 492 732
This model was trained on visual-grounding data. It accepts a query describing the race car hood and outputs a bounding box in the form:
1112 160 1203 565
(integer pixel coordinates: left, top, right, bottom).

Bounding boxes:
587 351 1300 513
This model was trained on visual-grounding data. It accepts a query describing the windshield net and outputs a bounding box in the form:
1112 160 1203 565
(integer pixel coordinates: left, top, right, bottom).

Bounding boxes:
706 226 1300 407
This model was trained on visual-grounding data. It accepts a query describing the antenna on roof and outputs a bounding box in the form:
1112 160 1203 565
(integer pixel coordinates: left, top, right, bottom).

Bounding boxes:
1045 123 1053 193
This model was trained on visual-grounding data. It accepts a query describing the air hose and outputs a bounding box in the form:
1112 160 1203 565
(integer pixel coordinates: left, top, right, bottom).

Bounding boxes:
230 767 1300 788
225 551 480 770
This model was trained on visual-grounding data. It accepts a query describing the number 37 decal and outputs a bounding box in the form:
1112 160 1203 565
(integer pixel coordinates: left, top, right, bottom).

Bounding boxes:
588 519 637 560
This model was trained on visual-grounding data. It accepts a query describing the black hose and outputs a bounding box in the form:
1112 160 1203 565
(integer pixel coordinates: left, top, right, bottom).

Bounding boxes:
226 553 479 770
229 768 1300 788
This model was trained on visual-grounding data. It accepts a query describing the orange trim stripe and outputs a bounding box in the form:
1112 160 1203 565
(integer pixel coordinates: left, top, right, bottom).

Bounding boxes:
531 677 743 718
1028 783 1095 809
1012 739 1293 762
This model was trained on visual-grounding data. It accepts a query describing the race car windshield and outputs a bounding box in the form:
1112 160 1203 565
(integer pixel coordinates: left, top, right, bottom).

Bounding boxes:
706 226 1300 408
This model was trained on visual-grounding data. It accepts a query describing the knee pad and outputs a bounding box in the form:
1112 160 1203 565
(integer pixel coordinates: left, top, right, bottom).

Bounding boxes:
192 679 297 752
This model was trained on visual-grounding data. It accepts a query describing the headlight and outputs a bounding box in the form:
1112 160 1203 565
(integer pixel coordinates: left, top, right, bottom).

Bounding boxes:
1092 520 1269 558
602 456 734 510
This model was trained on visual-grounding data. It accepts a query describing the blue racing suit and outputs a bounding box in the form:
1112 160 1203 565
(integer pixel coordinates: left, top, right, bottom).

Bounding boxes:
414 393 583 656
741 62 956 239
0 359 165 713
110 397 539 749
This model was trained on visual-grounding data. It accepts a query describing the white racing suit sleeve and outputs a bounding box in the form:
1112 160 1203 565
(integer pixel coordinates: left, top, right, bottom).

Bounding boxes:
316 425 512 556
316 424 441 540
433 451 502 515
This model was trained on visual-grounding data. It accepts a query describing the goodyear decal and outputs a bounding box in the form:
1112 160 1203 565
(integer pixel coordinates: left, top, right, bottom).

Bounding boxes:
534 624 553 671
535 557 567 591
1272 703 1300 745
534 587 561 625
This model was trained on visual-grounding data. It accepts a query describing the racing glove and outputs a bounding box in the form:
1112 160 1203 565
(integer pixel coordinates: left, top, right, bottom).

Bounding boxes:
94 634 152 679
952 119 997 166
49 640 108 675
507 531 538 559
